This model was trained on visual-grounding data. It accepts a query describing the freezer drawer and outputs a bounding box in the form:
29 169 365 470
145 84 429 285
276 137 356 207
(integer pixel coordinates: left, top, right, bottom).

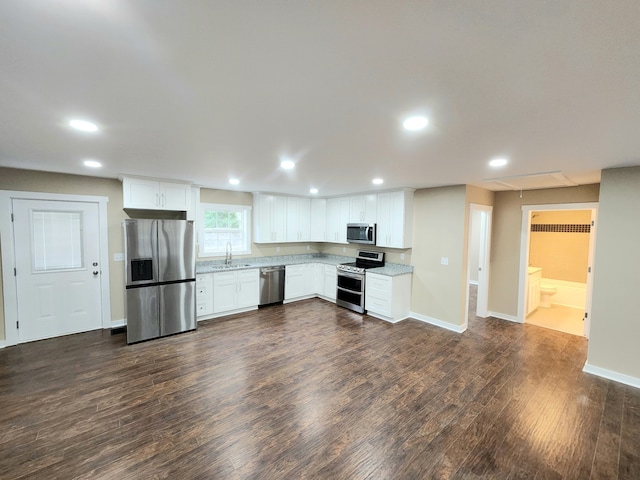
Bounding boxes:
160 281 196 336
127 286 160 344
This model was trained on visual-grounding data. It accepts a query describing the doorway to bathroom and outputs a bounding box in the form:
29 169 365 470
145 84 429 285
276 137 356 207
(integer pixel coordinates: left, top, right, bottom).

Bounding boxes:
517 203 598 337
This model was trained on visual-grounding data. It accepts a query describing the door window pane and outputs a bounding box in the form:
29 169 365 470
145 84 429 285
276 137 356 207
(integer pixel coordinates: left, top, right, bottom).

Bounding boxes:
32 210 84 271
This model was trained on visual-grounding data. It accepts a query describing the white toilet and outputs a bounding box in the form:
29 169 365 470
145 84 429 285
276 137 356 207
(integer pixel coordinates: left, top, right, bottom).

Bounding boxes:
540 283 557 308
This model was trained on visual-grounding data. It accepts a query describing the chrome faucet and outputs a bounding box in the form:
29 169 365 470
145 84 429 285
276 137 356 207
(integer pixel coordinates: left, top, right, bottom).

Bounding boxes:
225 241 233 265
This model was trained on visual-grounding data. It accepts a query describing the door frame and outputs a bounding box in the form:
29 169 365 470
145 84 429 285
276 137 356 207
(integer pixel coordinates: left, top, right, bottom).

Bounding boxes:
0 190 111 347
465 204 493 321
517 202 598 337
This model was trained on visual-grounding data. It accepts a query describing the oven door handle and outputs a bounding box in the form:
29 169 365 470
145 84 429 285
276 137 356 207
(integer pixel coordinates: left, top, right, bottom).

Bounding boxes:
337 271 365 281
337 286 364 295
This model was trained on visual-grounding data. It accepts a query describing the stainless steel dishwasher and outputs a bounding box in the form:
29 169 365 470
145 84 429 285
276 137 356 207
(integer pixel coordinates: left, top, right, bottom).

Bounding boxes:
259 265 285 306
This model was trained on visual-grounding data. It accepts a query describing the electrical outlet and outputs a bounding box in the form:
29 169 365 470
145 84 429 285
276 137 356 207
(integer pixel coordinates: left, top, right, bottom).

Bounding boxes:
342 247 346 253
113 253 124 262
441 257 449 265
400 253 405 260
307 245 310 251
276 246 281 253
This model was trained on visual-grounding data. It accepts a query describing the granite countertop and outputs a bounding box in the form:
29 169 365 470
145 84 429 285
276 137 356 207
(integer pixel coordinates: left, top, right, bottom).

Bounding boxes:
196 253 413 277
367 264 414 276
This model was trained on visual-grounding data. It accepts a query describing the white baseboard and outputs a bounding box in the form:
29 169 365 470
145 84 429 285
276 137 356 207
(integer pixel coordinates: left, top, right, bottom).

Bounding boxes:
409 312 466 333
367 311 410 324
488 311 521 323
583 362 640 389
106 319 126 329
0 341 6 349
284 295 316 304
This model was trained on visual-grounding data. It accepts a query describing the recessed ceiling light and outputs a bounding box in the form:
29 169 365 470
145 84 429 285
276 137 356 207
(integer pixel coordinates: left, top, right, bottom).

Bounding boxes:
229 178 240 185
372 178 384 185
280 160 295 170
403 116 429 131
69 119 98 132
309 188 318 194
83 160 102 168
489 157 508 167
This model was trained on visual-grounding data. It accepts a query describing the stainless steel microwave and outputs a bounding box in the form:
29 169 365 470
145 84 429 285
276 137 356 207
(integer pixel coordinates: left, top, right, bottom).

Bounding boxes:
346 223 376 245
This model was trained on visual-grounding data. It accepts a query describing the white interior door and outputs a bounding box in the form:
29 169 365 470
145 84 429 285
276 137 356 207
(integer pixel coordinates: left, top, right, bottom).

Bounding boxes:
12 199 102 342
469 205 492 318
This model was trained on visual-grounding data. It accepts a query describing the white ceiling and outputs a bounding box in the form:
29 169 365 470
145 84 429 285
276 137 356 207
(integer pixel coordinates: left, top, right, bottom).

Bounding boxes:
1 1 639 196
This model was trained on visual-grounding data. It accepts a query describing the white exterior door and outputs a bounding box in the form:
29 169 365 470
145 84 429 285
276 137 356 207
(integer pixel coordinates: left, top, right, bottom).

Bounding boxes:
12 199 103 342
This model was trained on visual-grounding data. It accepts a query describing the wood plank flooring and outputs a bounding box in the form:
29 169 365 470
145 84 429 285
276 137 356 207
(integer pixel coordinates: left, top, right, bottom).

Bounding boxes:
1 296 639 479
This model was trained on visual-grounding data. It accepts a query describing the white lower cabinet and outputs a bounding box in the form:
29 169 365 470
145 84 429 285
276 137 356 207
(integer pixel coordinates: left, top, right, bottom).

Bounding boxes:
526 269 542 315
322 265 337 301
285 264 315 300
365 272 412 322
196 274 214 318
213 269 259 314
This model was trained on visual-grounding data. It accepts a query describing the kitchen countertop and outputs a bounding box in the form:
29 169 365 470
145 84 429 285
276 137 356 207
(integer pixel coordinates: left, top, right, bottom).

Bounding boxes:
196 253 413 277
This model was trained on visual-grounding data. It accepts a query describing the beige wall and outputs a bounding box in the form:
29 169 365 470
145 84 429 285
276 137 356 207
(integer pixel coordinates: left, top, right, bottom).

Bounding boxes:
529 210 591 283
199 187 325 259
0 167 128 336
587 166 640 380
489 184 600 316
410 185 467 326
199 188 414 264
321 244 411 265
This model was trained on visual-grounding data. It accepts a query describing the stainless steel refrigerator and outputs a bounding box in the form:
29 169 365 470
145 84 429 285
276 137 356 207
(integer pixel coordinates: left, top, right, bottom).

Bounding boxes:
124 219 196 344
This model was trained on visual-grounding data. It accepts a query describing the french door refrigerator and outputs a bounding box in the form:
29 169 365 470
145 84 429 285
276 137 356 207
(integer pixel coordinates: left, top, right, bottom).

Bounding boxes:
124 219 196 344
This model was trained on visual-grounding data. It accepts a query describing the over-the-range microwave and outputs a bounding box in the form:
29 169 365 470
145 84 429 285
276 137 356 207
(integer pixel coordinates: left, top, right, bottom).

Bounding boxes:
346 223 376 245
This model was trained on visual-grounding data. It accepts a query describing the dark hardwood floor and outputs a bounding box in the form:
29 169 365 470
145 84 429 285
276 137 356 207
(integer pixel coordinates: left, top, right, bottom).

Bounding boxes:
1 292 639 479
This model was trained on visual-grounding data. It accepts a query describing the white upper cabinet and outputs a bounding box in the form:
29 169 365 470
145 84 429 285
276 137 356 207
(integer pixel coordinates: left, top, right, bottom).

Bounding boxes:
326 197 350 244
286 197 311 242
310 198 327 242
253 193 287 243
252 189 412 247
349 194 377 224
376 189 414 248
122 176 191 211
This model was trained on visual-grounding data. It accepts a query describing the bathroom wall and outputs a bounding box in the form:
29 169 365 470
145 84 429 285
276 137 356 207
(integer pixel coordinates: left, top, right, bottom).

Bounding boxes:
529 210 591 283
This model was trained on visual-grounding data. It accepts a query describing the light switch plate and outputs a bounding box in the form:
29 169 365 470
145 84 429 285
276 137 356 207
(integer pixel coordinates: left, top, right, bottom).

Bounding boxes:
113 253 124 262
440 257 449 265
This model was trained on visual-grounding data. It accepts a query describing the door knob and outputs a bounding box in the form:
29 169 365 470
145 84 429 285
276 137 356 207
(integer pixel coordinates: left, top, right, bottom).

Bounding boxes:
93 271 99 275
93 262 98 267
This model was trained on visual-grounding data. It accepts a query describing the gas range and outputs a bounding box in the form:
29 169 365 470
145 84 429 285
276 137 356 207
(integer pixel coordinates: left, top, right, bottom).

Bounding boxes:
336 262 366 275
336 250 385 274
336 250 384 314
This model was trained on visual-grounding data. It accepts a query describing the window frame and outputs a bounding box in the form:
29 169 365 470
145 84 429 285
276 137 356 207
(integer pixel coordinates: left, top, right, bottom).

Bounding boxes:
198 202 252 258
